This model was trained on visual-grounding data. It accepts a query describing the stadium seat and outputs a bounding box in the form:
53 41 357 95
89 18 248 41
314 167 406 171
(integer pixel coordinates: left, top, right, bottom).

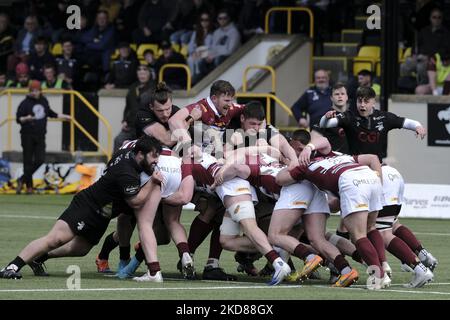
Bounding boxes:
172 43 180 53
312 56 348 83
180 44 189 58
137 43 159 60
357 45 380 58
399 47 412 63
323 42 358 57
110 49 119 61
341 29 363 43
353 45 380 75
51 43 62 56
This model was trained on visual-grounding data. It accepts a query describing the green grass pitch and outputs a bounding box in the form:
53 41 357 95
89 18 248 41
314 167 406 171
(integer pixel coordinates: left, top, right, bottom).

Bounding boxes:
0 195 449 300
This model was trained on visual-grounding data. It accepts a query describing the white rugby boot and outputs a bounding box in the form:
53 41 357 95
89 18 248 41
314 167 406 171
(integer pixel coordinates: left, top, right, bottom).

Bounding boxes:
404 263 434 288
418 249 438 272
133 270 163 282
268 258 291 286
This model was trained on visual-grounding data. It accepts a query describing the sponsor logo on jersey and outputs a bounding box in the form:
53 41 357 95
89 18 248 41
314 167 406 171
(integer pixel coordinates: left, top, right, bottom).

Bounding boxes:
125 185 139 194
375 122 384 131
388 173 400 181
77 221 85 230
352 178 377 187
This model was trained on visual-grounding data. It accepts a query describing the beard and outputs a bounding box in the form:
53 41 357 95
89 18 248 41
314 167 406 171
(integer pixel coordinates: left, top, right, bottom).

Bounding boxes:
140 157 157 175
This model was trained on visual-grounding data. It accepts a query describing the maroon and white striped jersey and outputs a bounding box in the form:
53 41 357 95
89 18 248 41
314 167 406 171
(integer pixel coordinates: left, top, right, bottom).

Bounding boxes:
185 98 244 130
246 153 284 199
288 154 363 195
189 153 222 190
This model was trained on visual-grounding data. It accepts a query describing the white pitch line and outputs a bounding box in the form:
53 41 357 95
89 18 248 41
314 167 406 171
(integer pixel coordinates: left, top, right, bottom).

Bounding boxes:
0 214 56 220
413 232 450 236
0 284 301 293
311 284 450 296
1 283 450 295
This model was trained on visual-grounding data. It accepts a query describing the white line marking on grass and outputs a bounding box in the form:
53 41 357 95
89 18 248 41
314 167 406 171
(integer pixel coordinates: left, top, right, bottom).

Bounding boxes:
1 282 450 295
414 232 450 236
0 284 302 293
0 214 56 220
311 284 450 296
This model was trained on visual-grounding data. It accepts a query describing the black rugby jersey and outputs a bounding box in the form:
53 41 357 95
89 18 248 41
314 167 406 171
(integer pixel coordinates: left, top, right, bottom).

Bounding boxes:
75 148 143 217
336 109 404 161
135 105 180 138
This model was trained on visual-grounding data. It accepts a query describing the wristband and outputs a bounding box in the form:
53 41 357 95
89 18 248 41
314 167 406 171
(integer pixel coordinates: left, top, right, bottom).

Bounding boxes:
305 143 316 151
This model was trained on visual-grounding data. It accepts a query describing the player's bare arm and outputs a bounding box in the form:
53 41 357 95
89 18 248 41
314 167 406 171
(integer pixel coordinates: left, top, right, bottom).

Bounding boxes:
144 122 176 147
162 175 195 206
355 154 383 184
126 171 162 209
275 167 297 186
298 136 332 166
269 133 299 169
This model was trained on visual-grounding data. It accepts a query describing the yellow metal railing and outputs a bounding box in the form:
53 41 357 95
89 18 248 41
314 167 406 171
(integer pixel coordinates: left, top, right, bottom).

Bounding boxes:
264 7 313 88
0 89 112 160
158 63 192 92
235 92 298 132
264 7 314 37
242 65 276 93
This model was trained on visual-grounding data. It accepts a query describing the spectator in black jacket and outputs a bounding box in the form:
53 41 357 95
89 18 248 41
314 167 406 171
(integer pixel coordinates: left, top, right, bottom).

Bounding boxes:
15 80 71 194
132 0 172 45
55 38 79 88
27 36 55 81
155 40 187 90
113 64 156 151
105 42 138 89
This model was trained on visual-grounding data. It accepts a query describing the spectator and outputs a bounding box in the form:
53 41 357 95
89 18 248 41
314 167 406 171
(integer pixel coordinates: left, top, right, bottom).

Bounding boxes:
0 13 15 71
5 62 30 88
143 49 157 81
187 12 214 84
238 0 270 42
55 38 79 88
105 42 138 89
155 40 187 90
133 0 172 45
402 8 450 86
115 0 141 42
167 0 197 46
46 0 70 43
13 15 41 56
291 69 332 129
80 10 116 74
63 14 89 57
416 51 450 95
168 0 215 46
15 80 70 194
7 15 42 75
98 0 122 23
348 69 380 112
197 9 241 79
41 64 69 89
114 64 156 151
27 36 55 81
